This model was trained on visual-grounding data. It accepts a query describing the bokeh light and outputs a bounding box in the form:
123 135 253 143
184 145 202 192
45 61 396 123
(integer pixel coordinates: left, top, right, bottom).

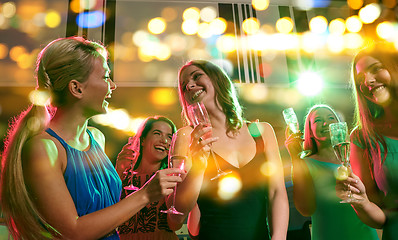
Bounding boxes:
209 17 227 35
2 2 17 18
45 10 61 28
200 6 217 22
76 11 105 28
347 0 363 10
183 7 200 21
148 17 166 35
0 43 8 59
345 15 362 33
9 45 27 62
376 21 394 40
359 3 381 24
242 17 260 35
29 90 50 106
239 84 268 103
216 34 237 53
296 71 324 96
260 161 276 177
276 17 294 34
182 19 199 35
309 16 328 34
150 88 177 106
161 7 177 22
198 22 212 38
218 173 242 200
344 33 364 49
252 0 270 11
327 34 344 53
329 18 345 35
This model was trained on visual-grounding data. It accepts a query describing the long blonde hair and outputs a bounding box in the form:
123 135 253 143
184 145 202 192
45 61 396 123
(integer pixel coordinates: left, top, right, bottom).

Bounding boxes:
0 37 107 239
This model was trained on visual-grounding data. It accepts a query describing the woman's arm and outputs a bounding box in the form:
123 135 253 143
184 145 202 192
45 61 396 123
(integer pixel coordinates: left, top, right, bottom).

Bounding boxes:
260 122 289 240
284 130 316 216
22 136 183 240
167 125 216 230
341 142 386 228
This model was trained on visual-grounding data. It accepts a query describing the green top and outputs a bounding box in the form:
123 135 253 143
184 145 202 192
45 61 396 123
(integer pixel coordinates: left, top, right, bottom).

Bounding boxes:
353 135 398 240
304 158 379 240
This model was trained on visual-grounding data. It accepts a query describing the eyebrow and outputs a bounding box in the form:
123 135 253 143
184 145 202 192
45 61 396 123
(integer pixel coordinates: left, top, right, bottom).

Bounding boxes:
357 62 379 76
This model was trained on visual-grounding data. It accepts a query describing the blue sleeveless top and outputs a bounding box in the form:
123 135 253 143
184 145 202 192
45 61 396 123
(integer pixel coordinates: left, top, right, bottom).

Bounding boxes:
46 128 122 240
196 123 270 240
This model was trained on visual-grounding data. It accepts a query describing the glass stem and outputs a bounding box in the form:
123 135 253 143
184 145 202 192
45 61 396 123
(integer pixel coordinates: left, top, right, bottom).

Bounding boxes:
210 148 222 173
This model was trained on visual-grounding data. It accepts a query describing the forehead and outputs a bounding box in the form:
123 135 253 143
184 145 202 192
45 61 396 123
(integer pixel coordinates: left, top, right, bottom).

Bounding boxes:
179 65 203 81
150 121 173 133
311 108 335 118
355 56 380 75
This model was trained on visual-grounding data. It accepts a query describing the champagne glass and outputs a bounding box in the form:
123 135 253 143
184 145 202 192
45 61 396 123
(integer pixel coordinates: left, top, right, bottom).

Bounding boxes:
282 108 309 158
187 102 232 181
160 153 186 215
123 164 139 191
329 122 356 203
282 108 299 133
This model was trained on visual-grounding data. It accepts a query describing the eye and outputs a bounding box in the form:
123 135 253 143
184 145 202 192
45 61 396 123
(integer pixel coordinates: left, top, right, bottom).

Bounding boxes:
193 73 202 81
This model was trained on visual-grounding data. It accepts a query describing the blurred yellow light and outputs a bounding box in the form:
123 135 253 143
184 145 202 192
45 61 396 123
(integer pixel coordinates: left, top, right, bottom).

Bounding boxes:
108 109 131 130
240 84 268 103
155 44 171 61
70 0 82 13
133 30 153 47
2 2 16 18
252 0 269 11
348 0 363 10
276 17 294 34
165 33 187 53
218 173 242 200
198 22 212 38
182 19 199 35
128 117 146 135
329 18 345 35
45 10 61 28
242 17 260 35
376 21 394 39
16 53 32 69
209 17 227 35
248 33 269 51
301 32 323 53
260 162 276 177
0 43 8 59
344 33 364 49
121 32 133 46
327 34 344 53
270 33 299 50
148 17 167 35
309 16 328 34
29 90 51 106
150 88 177 106
359 3 381 24
346 15 362 33
183 7 200 21
138 48 154 62
200 6 217 22
161 7 177 22
81 0 97 10
9 45 27 62
216 34 236 53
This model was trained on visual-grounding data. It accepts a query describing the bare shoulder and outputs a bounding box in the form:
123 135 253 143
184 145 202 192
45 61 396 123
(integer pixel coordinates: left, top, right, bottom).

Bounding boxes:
88 126 106 148
252 122 276 138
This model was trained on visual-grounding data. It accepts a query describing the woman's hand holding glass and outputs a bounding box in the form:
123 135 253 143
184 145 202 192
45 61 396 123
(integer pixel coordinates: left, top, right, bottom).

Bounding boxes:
284 129 305 159
336 171 368 205
189 123 217 171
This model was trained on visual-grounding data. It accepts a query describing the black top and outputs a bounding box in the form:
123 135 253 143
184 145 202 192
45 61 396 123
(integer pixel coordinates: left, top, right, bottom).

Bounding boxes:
197 123 270 240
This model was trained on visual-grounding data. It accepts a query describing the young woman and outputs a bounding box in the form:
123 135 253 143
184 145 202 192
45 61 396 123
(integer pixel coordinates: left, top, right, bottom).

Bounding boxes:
336 41 398 240
285 104 379 240
115 116 179 240
166 60 289 239
0 37 183 240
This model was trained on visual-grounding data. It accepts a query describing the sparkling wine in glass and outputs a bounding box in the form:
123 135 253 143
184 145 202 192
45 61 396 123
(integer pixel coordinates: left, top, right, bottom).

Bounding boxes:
329 122 356 203
282 108 299 134
160 155 185 215
186 102 232 181
123 165 139 191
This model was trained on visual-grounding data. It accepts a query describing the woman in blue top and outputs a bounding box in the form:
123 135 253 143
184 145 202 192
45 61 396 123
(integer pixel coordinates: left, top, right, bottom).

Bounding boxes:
0 37 183 240
336 41 398 240
285 104 379 240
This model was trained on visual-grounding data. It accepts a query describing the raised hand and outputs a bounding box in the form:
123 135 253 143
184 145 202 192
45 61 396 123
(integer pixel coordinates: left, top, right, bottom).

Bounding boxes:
284 128 304 159
140 168 184 203
336 172 367 204
189 124 217 170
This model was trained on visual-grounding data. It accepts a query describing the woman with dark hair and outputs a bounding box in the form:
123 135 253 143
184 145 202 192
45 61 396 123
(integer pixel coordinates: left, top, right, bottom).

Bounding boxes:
0 37 183 240
285 104 379 240
167 60 289 239
336 41 398 240
116 116 179 240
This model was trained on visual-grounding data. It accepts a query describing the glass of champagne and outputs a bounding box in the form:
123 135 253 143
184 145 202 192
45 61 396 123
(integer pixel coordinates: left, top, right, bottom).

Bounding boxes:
282 108 299 134
186 102 232 181
160 137 185 215
329 122 356 203
122 137 140 191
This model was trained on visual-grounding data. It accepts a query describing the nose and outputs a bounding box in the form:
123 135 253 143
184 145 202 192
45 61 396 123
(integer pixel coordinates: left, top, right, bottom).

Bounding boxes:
160 135 169 144
186 80 196 91
363 72 376 89
110 79 117 90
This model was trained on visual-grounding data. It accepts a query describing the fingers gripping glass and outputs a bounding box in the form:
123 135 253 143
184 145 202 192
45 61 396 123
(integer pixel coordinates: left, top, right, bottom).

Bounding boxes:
329 122 358 203
282 108 309 158
187 102 231 181
160 155 185 215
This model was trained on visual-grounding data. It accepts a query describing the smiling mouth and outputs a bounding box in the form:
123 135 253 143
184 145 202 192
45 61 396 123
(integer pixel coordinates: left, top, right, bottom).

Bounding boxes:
192 90 204 101
154 145 168 152
371 85 386 94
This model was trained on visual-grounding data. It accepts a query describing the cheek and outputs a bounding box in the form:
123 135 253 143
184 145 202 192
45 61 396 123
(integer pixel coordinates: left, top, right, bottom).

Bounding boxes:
378 70 392 84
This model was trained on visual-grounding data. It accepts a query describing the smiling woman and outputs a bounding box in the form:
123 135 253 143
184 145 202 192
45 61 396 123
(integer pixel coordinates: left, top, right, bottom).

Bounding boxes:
115 116 179 240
